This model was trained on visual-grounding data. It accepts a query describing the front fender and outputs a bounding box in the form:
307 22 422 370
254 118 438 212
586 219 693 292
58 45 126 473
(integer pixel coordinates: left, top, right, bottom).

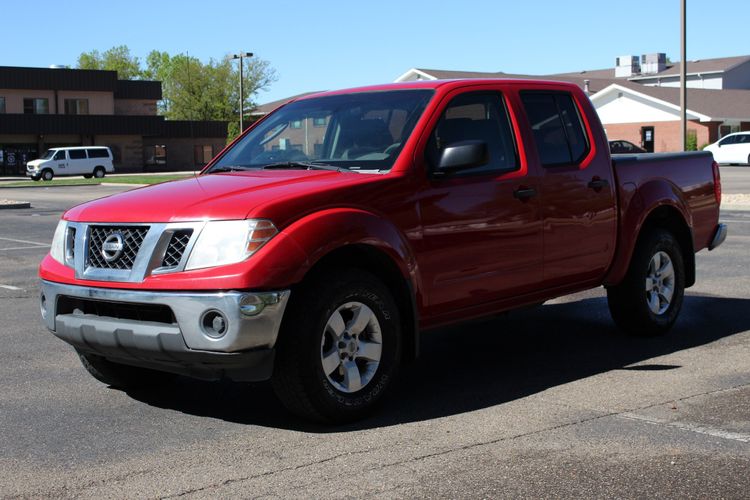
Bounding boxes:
283 208 419 288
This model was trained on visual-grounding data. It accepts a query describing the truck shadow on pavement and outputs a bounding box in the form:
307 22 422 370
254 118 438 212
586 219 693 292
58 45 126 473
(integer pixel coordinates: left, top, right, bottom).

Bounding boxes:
125 294 750 431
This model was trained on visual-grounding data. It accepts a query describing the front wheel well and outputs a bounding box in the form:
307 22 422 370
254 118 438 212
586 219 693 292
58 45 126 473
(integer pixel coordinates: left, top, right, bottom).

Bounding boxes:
637 205 695 287
298 244 419 361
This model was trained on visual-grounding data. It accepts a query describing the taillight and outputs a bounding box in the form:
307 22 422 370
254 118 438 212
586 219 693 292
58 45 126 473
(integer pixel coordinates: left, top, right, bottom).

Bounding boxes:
712 160 722 206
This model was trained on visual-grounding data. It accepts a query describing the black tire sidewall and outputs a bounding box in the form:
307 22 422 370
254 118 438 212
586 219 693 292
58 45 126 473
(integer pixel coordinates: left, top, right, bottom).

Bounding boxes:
94 167 105 178
274 269 402 422
42 170 53 181
609 229 685 335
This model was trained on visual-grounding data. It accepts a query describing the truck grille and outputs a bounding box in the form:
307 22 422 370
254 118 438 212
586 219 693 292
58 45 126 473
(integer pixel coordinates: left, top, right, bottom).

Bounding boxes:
161 229 193 268
87 226 149 270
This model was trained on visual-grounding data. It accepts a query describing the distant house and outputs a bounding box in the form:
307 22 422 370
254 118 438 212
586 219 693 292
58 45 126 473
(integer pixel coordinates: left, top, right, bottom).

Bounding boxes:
0 66 228 176
249 91 323 120
394 54 750 152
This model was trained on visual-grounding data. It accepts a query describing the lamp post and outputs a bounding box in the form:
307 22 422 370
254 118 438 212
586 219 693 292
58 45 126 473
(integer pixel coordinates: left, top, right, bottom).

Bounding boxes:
231 52 253 132
680 0 687 151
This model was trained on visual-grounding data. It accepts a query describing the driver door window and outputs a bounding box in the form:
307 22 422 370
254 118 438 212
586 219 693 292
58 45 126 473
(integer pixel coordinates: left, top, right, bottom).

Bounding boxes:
426 92 518 176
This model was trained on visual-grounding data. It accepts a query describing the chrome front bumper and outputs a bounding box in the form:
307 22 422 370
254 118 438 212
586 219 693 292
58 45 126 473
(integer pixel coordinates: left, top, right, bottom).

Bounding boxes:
40 280 291 381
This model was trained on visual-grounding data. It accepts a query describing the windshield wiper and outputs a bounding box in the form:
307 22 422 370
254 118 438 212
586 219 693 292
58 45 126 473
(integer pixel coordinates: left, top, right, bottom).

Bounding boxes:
260 161 345 172
208 165 253 173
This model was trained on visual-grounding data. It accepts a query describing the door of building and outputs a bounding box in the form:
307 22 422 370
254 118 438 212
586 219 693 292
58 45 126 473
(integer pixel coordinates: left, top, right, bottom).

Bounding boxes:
641 126 655 152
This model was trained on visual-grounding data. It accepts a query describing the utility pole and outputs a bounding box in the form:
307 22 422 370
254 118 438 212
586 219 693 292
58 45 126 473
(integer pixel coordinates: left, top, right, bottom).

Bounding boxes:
680 0 687 151
231 52 253 133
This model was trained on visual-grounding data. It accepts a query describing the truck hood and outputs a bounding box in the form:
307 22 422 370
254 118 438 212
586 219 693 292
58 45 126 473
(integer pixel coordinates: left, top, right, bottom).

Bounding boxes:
64 171 373 223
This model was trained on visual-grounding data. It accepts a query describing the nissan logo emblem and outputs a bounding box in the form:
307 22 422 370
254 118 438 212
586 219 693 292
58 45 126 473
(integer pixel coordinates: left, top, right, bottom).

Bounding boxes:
101 232 125 262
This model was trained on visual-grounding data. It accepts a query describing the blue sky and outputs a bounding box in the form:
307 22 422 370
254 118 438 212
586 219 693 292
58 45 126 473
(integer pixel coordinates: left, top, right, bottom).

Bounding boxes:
2 0 748 104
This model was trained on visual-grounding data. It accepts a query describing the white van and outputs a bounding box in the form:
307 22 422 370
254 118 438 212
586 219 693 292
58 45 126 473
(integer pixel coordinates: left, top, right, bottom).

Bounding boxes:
26 146 115 181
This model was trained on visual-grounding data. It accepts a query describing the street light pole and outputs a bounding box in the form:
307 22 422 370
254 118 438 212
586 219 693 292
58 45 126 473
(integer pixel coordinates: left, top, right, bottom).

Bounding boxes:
231 52 253 133
680 0 687 151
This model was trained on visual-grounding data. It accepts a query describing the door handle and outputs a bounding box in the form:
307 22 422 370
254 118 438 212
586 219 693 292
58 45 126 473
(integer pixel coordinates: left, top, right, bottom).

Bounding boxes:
588 178 609 190
513 187 537 200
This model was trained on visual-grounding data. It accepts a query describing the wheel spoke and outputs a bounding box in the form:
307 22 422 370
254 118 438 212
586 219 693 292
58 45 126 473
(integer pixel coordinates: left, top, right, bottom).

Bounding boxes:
348 304 374 335
321 348 341 376
326 310 346 339
659 259 674 280
647 290 660 314
356 340 382 362
660 284 674 303
342 360 362 392
645 277 656 291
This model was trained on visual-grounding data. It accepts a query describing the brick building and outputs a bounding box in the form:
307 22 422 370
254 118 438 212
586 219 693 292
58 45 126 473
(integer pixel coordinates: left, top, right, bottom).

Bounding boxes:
0 66 228 175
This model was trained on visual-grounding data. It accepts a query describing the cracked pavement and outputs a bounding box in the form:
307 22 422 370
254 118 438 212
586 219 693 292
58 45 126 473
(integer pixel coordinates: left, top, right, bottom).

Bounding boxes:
0 182 748 499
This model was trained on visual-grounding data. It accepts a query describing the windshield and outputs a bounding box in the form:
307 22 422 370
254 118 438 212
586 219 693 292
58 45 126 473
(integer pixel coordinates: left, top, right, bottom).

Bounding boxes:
209 89 434 172
40 149 58 160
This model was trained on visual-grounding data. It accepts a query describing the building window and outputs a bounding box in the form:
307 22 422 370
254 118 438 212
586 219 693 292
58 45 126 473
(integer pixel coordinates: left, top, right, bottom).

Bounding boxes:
719 124 740 138
144 145 167 166
24 98 49 114
290 120 302 129
64 99 89 115
0 97 5 114
194 145 214 165
313 117 327 127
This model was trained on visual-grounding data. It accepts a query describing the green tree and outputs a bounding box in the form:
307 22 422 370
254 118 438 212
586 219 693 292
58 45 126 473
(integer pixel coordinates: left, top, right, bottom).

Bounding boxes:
77 45 143 80
143 51 277 137
76 46 277 139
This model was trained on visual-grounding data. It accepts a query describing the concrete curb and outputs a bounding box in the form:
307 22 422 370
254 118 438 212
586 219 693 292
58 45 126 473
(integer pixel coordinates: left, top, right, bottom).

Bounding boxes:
0 183 102 189
0 201 31 209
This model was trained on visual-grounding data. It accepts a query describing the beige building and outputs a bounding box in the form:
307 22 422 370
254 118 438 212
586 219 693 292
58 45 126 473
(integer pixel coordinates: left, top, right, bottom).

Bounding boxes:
0 66 228 175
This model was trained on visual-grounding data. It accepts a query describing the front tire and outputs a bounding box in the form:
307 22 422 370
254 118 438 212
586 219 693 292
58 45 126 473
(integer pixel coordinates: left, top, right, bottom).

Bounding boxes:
42 169 54 181
77 350 174 389
272 269 402 424
607 229 685 336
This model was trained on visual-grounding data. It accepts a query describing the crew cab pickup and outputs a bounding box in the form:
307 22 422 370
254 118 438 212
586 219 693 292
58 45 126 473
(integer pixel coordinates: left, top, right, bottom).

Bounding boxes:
39 79 727 423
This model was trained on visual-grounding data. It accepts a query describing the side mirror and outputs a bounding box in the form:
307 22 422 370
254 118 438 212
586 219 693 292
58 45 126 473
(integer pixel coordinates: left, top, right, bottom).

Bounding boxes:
436 140 488 173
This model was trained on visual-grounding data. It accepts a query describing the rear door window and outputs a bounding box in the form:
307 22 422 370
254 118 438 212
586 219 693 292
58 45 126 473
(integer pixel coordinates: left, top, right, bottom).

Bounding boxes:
87 148 110 158
68 149 87 160
521 92 589 166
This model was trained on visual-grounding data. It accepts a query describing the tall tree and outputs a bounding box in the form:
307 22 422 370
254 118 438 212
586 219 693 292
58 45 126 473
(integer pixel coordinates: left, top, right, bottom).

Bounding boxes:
76 46 277 139
77 45 143 80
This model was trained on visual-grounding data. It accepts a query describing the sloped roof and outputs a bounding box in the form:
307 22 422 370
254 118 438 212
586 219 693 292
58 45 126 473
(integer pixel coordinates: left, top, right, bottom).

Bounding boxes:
547 55 750 81
250 91 323 116
594 81 750 120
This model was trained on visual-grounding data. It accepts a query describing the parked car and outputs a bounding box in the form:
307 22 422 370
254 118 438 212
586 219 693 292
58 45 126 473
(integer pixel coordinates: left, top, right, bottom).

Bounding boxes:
26 146 114 181
609 140 646 154
704 132 750 165
39 79 726 423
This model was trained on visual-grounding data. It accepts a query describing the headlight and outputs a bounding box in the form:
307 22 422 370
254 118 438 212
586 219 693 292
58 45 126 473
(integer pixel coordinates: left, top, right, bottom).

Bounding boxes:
185 219 278 271
50 220 67 265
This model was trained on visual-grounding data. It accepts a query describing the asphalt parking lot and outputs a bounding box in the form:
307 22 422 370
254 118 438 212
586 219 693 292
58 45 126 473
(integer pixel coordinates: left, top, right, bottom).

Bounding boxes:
0 171 748 498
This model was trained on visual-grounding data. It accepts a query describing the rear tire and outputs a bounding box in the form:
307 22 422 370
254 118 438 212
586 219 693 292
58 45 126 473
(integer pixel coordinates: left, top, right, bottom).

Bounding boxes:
77 350 174 389
42 169 53 181
93 167 105 178
607 229 685 336
272 268 402 424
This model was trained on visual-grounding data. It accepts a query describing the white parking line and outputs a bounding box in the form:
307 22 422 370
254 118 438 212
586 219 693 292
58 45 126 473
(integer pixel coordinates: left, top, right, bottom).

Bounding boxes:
0 245 49 251
620 412 750 444
0 284 22 291
0 236 50 246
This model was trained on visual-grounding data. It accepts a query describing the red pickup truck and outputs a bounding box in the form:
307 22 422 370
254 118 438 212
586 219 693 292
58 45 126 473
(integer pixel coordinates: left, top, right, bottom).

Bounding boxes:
39 79 726 423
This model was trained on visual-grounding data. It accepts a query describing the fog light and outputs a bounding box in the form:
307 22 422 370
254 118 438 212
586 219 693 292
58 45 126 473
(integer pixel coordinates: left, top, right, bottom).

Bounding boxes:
239 294 265 317
40 293 48 320
201 310 228 339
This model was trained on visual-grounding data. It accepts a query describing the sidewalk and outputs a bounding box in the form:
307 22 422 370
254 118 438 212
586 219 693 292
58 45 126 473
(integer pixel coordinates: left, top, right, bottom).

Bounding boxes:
0 171 197 182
